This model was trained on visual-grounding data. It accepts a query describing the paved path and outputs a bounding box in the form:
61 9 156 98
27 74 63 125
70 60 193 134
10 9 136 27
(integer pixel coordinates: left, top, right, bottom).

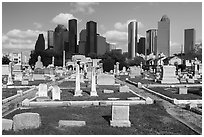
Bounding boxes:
116 78 202 135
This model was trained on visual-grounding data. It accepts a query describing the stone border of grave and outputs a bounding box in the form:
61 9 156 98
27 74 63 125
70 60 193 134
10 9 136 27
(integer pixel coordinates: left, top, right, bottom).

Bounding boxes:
126 78 202 106
21 100 148 108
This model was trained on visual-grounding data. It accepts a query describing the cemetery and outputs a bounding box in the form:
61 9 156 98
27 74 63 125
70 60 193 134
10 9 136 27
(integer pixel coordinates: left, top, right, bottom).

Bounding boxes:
2 56 202 135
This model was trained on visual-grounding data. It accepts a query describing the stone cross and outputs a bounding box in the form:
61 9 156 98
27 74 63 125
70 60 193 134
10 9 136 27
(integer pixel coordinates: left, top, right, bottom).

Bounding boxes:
7 62 13 85
74 64 82 96
90 67 98 96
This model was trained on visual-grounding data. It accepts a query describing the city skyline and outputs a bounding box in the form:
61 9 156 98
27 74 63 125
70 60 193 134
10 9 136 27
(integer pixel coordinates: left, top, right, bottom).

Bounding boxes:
2 2 202 56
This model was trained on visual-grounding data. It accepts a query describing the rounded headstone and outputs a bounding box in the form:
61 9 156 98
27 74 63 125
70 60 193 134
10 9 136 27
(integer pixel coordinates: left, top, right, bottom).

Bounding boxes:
13 113 41 131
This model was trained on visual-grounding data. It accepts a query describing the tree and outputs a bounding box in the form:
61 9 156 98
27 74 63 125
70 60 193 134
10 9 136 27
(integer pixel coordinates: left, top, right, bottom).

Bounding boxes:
2 56 11 64
127 56 145 66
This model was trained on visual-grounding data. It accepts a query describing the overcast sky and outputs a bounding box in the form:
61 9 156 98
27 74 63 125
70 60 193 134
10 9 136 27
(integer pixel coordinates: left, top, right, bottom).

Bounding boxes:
2 2 202 55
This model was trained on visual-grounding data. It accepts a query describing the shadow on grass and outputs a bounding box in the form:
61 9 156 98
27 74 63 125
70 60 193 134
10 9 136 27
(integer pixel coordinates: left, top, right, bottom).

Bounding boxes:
102 115 111 125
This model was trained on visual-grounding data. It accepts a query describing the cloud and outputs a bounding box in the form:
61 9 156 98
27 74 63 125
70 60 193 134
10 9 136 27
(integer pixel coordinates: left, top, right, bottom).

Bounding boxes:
3 29 47 50
33 22 43 29
70 2 99 14
51 13 79 26
114 20 144 31
103 30 127 42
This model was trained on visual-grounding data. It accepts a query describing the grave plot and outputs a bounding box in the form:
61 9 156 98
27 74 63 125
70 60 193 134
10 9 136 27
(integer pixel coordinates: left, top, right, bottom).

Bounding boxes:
2 88 30 99
149 87 202 100
2 102 197 135
12 80 52 86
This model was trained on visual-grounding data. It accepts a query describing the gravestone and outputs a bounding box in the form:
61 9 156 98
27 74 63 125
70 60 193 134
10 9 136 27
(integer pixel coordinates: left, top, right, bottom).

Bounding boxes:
14 73 23 81
90 67 98 96
38 84 48 97
59 120 86 127
51 85 61 100
179 87 188 94
119 85 129 93
110 102 131 127
161 65 179 84
13 113 41 131
74 64 82 96
2 118 13 131
103 89 114 93
116 62 120 76
97 74 115 85
35 56 43 69
129 66 141 78
7 62 13 85
21 76 29 85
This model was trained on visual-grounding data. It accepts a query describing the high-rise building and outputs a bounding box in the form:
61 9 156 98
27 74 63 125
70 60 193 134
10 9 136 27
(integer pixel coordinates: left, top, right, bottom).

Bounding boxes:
184 28 195 54
35 34 45 52
68 19 77 54
48 30 54 49
128 21 138 59
157 15 170 57
78 29 86 55
146 29 157 55
86 21 97 56
138 37 146 55
97 34 107 56
54 24 67 55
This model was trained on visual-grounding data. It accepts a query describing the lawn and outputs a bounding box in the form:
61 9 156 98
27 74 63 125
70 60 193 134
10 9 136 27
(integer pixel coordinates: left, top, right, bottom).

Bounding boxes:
118 75 156 84
2 101 197 135
2 88 30 99
149 87 202 100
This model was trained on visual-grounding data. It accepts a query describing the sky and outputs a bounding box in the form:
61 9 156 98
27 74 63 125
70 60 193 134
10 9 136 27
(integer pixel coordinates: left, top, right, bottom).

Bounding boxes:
2 2 202 56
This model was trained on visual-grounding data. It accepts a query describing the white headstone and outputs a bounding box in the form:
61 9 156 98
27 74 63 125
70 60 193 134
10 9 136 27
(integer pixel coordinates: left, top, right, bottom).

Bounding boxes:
90 67 98 96
13 113 41 131
97 74 115 85
2 118 13 131
110 103 131 127
51 85 61 100
7 62 13 85
119 85 129 93
161 65 180 84
74 64 82 96
179 87 187 94
38 84 48 97
35 56 43 69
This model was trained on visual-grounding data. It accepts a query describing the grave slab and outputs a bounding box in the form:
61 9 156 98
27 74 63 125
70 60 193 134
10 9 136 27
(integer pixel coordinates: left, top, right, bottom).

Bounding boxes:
58 120 86 127
2 118 13 131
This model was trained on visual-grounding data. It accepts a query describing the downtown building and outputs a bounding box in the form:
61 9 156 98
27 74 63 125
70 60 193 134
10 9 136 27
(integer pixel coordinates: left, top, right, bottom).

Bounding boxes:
138 37 146 55
184 28 195 54
68 19 78 56
157 15 170 57
86 21 97 56
47 30 54 49
128 21 138 59
53 24 68 55
78 29 86 55
146 29 157 55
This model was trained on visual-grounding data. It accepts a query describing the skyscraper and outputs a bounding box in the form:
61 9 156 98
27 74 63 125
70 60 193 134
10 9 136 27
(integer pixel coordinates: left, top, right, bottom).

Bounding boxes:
35 34 45 52
78 29 86 55
97 34 107 56
48 30 54 49
54 24 67 55
68 19 77 54
86 21 97 56
184 28 195 54
138 37 146 55
157 15 170 57
128 21 138 59
146 29 157 55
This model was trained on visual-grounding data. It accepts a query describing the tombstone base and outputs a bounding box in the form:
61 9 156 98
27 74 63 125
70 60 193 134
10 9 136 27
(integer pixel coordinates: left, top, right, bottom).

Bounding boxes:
161 78 179 84
110 120 131 127
7 82 13 85
90 91 98 96
74 90 83 96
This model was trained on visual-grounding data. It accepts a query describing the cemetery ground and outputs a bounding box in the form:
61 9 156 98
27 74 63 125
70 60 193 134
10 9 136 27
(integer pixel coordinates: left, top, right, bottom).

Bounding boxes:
3 101 197 135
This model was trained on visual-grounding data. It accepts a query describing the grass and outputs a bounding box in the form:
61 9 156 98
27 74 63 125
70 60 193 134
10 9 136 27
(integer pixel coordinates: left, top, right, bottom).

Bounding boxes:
2 101 197 135
118 75 156 84
149 87 202 100
2 88 30 99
